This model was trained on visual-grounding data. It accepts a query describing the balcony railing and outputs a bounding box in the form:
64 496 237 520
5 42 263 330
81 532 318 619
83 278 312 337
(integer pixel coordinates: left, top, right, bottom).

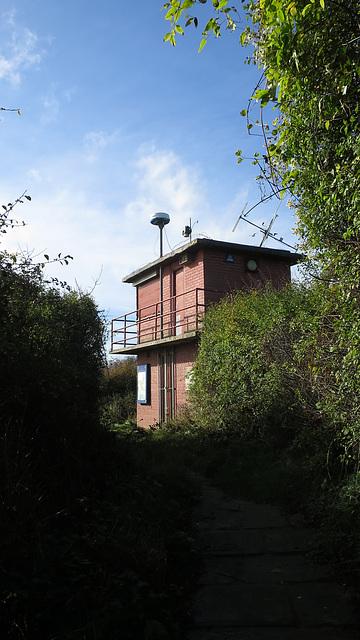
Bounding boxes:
111 287 222 351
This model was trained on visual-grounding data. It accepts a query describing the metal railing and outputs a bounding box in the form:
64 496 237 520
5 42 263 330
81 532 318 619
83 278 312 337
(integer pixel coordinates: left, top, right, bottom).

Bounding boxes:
111 287 222 350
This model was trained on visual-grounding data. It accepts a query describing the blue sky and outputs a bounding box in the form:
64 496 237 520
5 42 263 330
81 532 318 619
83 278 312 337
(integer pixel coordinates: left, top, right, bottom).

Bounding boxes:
0 1 298 347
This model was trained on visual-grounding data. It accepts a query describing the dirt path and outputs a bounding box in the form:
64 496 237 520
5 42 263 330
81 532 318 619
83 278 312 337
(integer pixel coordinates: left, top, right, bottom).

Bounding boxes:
187 478 357 640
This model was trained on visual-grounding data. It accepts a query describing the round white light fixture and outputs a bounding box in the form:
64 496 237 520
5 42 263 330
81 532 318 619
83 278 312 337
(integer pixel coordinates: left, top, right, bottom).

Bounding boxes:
246 259 258 272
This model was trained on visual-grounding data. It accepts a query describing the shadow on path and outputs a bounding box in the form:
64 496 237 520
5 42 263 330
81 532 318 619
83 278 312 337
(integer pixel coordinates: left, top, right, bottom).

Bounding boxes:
187 478 357 640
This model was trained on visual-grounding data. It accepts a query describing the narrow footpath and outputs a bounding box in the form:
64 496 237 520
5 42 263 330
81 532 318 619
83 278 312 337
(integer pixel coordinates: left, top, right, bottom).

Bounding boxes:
187 479 358 640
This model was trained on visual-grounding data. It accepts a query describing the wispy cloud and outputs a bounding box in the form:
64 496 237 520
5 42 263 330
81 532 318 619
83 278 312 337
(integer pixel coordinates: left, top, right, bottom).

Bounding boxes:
41 85 77 122
125 147 206 235
83 130 120 163
0 12 43 84
1 140 258 324
41 87 60 121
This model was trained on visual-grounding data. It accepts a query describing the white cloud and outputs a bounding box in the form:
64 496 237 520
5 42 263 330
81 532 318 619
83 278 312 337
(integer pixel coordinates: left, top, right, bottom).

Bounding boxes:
63 86 77 102
1 141 268 333
124 147 207 243
41 86 77 122
82 130 120 163
41 88 60 120
27 169 42 183
0 14 43 84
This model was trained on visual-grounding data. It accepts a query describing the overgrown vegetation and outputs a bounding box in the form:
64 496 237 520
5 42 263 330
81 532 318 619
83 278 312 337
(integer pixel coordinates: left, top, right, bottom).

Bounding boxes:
184 281 360 578
0 191 199 638
0 249 198 638
100 357 137 426
2 0 360 634
162 0 360 587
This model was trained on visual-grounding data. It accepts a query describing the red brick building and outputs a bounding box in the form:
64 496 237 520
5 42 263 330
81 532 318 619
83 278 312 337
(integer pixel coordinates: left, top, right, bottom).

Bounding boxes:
110 238 301 427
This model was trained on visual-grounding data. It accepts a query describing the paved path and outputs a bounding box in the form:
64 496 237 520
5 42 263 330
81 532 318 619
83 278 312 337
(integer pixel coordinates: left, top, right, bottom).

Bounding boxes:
187 479 357 640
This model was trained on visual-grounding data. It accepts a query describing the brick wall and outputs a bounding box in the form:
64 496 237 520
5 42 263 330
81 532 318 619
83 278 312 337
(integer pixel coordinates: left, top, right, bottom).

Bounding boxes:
161 250 205 296
203 249 291 296
133 245 293 426
136 350 159 428
136 341 199 426
138 277 160 310
175 342 198 408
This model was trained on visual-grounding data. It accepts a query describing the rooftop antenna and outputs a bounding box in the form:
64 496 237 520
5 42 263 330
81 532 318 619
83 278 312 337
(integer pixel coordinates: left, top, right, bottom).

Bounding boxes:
150 211 170 257
182 218 198 242
232 202 248 233
150 212 170 339
232 202 296 250
259 211 278 247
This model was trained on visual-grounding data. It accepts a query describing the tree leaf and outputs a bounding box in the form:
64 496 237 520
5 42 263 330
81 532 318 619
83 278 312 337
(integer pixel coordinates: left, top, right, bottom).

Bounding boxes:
181 0 195 9
198 37 207 52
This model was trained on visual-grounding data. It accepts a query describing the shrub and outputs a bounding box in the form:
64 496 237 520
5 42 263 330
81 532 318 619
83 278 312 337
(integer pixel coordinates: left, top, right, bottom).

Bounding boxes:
100 357 137 425
0 258 106 503
189 285 301 441
188 278 360 567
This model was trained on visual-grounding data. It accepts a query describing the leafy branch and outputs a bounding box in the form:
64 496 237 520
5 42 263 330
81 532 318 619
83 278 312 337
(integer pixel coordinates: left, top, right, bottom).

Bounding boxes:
0 106 22 116
163 0 240 51
0 191 73 271
0 191 31 234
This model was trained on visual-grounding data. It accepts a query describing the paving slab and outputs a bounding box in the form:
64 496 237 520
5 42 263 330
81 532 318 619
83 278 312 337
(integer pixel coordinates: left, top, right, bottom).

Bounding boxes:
192 583 294 627
187 478 357 639
263 527 314 553
238 503 289 529
187 626 358 640
197 554 332 587
288 582 355 626
241 554 332 584
196 529 264 555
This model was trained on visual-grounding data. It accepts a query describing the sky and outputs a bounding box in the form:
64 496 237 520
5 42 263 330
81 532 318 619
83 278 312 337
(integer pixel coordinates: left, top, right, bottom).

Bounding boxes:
0 1 299 351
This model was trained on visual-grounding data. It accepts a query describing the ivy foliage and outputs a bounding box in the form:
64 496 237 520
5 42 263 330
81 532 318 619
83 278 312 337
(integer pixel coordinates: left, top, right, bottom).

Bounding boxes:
162 0 360 574
246 0 360 277
189 283 360 560
190 287 290 436
163 0 239 50
163 0 360 277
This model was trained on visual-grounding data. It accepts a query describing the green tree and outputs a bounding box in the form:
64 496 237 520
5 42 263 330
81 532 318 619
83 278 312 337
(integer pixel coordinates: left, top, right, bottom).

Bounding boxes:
0 259 106 475
163 0 360 278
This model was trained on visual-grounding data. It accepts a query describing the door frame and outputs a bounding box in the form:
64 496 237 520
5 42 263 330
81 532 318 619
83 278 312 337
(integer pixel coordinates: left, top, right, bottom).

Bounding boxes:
157 348 176 423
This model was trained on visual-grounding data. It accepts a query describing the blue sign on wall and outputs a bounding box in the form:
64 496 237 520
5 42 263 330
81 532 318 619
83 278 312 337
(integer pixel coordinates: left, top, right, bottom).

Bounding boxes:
137 364 150 404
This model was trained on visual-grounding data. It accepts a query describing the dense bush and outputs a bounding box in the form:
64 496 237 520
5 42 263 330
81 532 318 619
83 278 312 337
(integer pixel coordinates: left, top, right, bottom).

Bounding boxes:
0 252 199 638
0 259 106 479
100 357 137 425
190 285 301 439
189 279 360 565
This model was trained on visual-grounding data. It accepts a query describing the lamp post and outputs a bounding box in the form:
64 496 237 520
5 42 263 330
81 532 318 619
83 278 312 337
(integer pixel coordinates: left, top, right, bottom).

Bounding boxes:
150 212 170 338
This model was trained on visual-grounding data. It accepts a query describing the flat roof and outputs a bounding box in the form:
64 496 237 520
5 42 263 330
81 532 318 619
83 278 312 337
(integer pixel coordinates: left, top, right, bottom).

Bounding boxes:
123 238 302 284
